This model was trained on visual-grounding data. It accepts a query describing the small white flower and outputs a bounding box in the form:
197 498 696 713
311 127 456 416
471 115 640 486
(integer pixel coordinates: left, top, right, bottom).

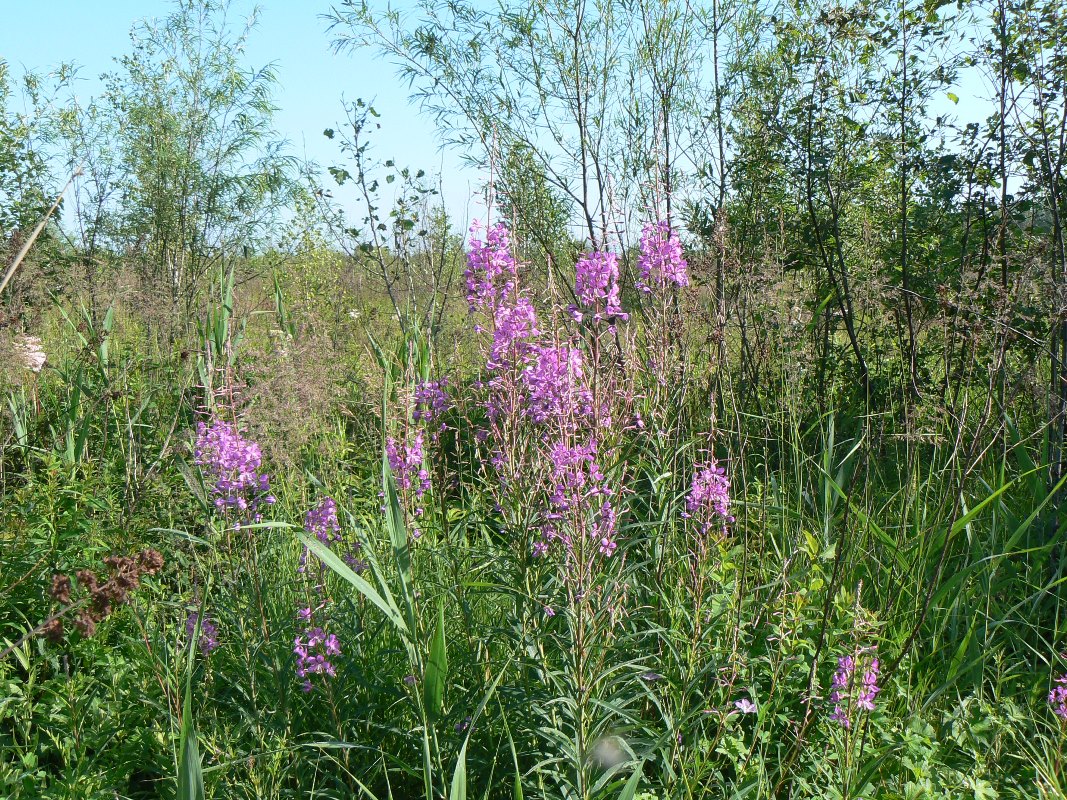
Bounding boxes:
14 335 46 372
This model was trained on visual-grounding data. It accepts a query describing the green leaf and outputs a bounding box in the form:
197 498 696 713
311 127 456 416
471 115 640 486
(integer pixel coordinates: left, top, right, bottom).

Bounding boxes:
298 532 409 637
617 763 644 800
177 619 205 800
424 603 448 721
450 742 467 800
946 91 959 104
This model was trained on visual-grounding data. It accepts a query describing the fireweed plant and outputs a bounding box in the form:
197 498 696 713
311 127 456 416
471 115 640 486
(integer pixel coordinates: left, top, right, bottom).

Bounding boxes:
381 218 742 797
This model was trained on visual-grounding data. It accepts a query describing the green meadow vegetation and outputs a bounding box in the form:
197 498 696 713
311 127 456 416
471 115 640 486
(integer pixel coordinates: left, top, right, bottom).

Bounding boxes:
2 0 1067 797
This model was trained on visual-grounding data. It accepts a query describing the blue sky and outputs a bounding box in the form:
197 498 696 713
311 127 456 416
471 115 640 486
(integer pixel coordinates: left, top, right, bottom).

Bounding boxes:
1 0 997 233
0 0 482 225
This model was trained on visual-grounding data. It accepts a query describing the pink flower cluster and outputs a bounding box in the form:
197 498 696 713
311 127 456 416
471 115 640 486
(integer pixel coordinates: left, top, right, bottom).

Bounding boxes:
1050 673 1067 721
530 439 618 557
829 651 880 728
489 297 540 371
298 496 367 574
194 418 276 521
293 625 341 693
387 431 431 498
293 496 364 691
523 344 593 425
305 496 341 545
683 459 734 537
574 251 626 321
465 221 518 311
413 379 451 425
463 222 637 561
637 220 689 292
185 610 218 656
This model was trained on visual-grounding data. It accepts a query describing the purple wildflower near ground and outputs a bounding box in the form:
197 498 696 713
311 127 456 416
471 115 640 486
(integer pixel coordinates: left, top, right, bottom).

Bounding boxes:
683 459 734 537
185 611 218 656
830 651 880 728
413 379 451 424
575 251 626 321
293 624 341 692
734 698 757 714
1050 673 1067 721
194 418 275 521
637 220 689 292
387 432 431 497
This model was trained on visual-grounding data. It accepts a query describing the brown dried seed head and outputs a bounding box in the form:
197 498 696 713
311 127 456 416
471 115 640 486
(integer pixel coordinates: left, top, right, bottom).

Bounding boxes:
50 574 72 605
114 571 141 593
103 555 135 576
75 569 99 594
137 549 164 574
92 592 114 617
42 617 64 643
74 613 96 637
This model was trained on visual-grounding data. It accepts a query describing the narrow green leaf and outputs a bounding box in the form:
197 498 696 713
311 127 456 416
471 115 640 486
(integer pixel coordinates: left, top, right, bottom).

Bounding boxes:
298 532 409 637
450 742 467 800
617 762 643 800
177 618 205 800
424 603 447 720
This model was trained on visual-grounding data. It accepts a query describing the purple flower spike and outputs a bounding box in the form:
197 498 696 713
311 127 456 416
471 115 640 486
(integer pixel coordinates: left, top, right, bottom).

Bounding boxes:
294 623 341 692
829 650 880 728
1050 673 1067 721
465 221 518 312
305 497 341 545
414 379 452 423
575 251 626 321
185 611 219 656
523 344 593 425
685 459 734 538
388 432 431 498
194 418 273 522
637 220 689 292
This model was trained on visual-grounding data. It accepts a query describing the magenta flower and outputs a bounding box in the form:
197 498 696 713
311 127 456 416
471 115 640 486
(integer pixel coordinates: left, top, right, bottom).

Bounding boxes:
683 459 733 537
413 379 451 424
185 611 219 656
294 623 341 692
305 497 341 545
733 698 757 715
575 251 626 321
465 221 518 311
489 298 539 371
637 220 689 292
1050 673 1067 721
523 344 593 425
194 418 275 522
299 496 367 574
829 650 880 728
387 432 431 498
